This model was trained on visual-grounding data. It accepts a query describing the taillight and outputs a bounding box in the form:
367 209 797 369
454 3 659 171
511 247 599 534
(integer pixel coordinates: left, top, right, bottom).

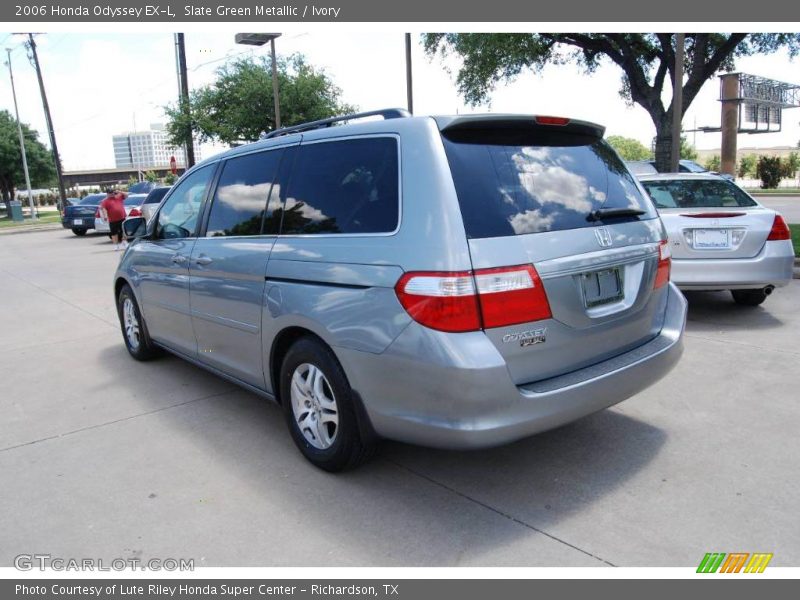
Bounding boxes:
129 207 141 217
395 271 480 333
654 240 671 289
474 265 551 328
94 208 101 218
767 214 791 241
395 264 551 333
535 116 570 126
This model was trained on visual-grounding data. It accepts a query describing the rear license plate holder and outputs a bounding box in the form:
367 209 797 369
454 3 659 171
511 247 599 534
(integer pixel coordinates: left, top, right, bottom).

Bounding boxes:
693 228 730 249
581 267 624 308
73 218 83 225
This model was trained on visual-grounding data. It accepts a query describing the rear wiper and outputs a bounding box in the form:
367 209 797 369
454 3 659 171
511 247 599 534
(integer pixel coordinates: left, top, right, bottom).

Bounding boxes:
587 207 646 222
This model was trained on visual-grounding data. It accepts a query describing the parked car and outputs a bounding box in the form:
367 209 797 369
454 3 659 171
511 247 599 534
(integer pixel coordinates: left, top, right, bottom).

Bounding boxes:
137 186 171 223
639 173 794 305
115 109 687 471
95 194 148 233
644 158 735 181
626 160 659 176
127 181 159 195
61 193 105 235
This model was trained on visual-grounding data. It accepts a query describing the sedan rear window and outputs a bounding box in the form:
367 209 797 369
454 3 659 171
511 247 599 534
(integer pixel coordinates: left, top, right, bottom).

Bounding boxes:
442 134 657 239
641 179 757 209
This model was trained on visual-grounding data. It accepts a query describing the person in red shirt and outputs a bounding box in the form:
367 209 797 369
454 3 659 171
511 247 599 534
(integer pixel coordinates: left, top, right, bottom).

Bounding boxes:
99 188 128 250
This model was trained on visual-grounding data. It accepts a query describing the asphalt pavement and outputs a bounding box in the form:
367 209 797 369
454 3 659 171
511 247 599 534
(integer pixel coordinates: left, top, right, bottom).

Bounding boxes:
1 229 798 567
752 194 800 223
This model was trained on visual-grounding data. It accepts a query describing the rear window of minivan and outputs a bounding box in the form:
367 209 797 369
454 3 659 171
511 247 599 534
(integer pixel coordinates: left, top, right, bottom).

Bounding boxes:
441 132 657 239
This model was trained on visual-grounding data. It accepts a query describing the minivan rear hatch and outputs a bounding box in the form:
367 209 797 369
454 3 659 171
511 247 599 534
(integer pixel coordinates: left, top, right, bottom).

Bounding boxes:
437 115 669 385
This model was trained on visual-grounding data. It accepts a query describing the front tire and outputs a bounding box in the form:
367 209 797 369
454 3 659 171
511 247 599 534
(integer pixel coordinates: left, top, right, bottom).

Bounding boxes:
280 337 375 472
731 289 768 306
117 284 160 360
72 228 87 236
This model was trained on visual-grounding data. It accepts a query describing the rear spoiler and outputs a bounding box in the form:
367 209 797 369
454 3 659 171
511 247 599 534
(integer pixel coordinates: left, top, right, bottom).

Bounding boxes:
434 115 605 141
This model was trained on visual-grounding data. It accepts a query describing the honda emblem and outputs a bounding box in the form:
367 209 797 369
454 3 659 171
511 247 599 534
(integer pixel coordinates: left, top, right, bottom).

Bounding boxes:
595 227 613 248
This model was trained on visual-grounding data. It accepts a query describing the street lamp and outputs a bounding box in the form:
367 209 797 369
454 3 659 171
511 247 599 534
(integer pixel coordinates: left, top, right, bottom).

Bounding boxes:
235 33 282 130
5 48 36 220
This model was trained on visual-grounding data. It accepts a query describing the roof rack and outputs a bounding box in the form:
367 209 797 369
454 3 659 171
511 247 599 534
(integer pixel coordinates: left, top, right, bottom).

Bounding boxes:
263 108 411 139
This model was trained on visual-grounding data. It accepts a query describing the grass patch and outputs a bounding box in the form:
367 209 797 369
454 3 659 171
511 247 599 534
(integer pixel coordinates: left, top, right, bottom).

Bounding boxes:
0 213 61 229
790 224 800 257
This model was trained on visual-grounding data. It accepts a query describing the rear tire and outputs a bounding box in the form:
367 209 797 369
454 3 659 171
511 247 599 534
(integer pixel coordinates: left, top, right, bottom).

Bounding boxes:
731 289 768 306
117 284 160 360
280 337 375 472
72 228 87 236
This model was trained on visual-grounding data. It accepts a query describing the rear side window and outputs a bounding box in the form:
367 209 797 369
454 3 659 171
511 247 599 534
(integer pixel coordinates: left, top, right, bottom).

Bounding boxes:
206 149 282 237
281 137 399 235
145 188 169 204
641 179 757 209
442 134 657 239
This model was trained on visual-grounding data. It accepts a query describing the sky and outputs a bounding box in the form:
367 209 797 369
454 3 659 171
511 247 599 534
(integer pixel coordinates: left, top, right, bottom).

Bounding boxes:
1 30 799 171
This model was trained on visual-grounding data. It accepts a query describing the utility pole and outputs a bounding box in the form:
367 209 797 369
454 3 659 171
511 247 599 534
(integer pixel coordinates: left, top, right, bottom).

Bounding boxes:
175 33 195 168
670 33 685 173
405 33 414 114
6 48 36 220
26 33 67 211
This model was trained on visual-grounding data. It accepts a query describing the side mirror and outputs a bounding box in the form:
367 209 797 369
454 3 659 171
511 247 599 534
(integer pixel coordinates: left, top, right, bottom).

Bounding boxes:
123 217 147 240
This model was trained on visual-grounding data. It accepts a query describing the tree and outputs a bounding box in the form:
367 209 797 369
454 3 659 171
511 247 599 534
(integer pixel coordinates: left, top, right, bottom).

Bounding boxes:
783 151 799 179
680 136 698 161
704 155 721 171
165 54 356 146
738 154 757 178
756 156 783 189
0 110 56 214
144 170 158 183
422 34 800 171
606 135 651 160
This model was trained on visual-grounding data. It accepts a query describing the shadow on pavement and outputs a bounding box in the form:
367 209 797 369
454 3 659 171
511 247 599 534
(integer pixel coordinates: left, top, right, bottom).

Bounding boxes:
683 290 784 332
95 343 665 565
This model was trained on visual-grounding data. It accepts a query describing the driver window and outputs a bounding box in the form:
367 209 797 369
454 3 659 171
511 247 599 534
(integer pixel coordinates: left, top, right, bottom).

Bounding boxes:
156 165 214 240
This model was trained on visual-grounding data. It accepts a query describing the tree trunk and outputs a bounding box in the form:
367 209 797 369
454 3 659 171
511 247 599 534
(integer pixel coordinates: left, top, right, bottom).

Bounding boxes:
653 113 675 173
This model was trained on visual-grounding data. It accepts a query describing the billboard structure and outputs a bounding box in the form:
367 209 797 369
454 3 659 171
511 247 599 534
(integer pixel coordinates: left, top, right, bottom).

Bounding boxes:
718 73 800 175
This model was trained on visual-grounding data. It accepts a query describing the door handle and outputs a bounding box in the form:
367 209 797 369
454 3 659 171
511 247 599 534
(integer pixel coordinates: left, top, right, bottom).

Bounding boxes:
194 255 213 266
171 254 187 265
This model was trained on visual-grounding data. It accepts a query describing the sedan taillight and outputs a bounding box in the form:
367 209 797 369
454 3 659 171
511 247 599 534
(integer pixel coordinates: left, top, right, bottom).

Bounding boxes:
129 207 142 217
767 214 791 241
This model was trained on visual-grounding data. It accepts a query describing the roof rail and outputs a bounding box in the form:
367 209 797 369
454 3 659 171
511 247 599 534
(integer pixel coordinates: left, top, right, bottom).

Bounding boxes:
263 108 411 139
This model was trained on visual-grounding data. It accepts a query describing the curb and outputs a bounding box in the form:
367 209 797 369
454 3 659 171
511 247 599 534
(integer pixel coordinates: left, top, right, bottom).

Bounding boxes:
0 223 63 236
794 258 800 280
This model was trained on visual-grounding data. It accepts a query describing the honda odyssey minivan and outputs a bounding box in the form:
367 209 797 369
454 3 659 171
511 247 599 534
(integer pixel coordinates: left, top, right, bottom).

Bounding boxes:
115 109 687 471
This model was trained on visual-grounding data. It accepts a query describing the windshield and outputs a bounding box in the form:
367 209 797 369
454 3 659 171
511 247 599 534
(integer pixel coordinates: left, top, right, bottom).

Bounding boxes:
641 179 757 209
442 136 658 238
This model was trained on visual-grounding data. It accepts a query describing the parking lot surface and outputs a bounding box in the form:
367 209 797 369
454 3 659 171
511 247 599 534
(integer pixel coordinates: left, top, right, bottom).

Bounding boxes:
1 229 798 567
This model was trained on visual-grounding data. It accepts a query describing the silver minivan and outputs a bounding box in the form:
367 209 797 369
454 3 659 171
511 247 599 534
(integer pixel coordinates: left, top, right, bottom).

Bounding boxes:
115 109 687 471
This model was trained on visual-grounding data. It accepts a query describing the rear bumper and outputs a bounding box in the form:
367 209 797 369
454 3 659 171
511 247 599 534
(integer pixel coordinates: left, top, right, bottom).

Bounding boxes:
673 240 794 290
338 282 687 450
61 217 94 230
94 218 110 233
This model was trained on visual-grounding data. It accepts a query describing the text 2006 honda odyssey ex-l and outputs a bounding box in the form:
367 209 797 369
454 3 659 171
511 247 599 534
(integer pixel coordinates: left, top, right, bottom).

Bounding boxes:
115 109 686 471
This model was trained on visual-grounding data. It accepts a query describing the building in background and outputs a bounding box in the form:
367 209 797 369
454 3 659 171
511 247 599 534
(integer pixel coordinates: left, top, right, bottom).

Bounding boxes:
112 123 200 170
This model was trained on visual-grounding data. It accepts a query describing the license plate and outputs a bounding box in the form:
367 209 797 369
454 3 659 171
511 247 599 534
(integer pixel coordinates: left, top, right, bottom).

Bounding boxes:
693 228 730 249
581 268 623 308
73 218 83 225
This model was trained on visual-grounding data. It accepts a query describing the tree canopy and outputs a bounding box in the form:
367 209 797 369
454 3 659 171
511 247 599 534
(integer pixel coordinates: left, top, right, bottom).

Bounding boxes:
605 135 651 161
423 34 800 170
0 110 56 206
165 54 356 147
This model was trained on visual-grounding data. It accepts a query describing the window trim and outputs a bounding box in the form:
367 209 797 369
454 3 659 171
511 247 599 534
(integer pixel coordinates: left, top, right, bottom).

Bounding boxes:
276 133 403 239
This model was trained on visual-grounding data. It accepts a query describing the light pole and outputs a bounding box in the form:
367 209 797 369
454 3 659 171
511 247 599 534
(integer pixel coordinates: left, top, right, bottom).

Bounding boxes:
5 48 36 220
670 33 685 173
235 33 282 130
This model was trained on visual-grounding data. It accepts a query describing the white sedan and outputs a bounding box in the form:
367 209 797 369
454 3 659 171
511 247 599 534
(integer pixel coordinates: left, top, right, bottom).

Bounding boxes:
639 173 794 306
95 194 148 233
